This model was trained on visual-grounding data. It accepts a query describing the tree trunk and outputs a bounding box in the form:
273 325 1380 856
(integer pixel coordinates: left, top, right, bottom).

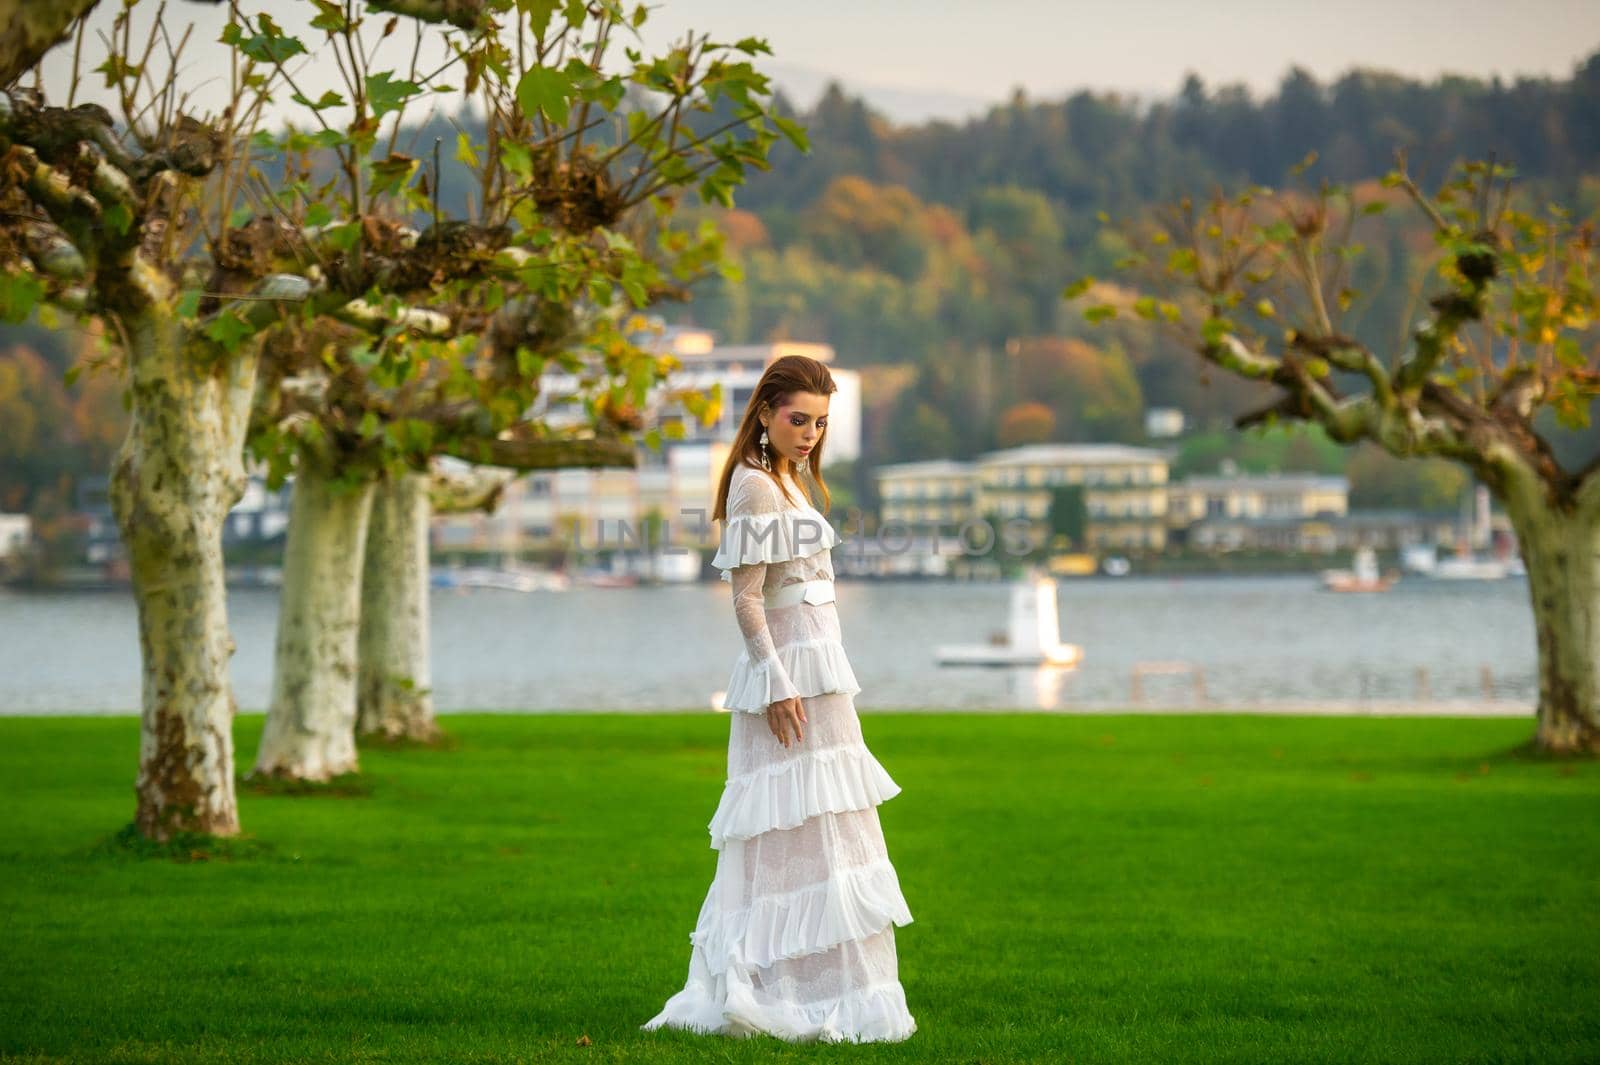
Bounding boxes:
109 312 255 840
1504 487 1600 754
357 470 439 741
251 460 377 780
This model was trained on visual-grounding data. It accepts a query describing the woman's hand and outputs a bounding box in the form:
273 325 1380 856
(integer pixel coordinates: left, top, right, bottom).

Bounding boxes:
765 695 807 747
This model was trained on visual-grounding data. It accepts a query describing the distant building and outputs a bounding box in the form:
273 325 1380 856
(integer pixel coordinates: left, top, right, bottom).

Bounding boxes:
73 462 291 566
872 460 978 528
1167 470 1349 552
1168 471 1349 525
1185 508 1470 555
225 464 293 545
1333 510 1468 552
75 474 121 565
876 443 1172 552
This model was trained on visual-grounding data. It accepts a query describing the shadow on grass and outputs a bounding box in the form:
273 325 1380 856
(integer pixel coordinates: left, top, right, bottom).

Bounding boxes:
83 822 281 863
357 727 461 753
236 770 374 798
1404 735 1600 778
1493 735 1598 768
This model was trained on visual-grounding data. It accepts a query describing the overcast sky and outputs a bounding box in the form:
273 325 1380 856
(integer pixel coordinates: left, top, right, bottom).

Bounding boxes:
40 0 1600 125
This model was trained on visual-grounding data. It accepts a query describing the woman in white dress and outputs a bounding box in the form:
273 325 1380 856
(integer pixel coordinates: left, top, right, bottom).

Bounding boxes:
642 355 916 1043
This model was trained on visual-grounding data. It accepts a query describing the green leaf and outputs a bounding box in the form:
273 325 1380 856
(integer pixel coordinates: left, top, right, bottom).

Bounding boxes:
772 114 809 152
349 341 380 368
1061 276 1094 300
368 153 417 196
366 72 421 118
322 221 361 252
1201 316 1235 345
237 29 306 64
175 289 203 320
1554 335 1584 367
309 0 346 32
104 202 133 236
1162 248 1196 276
292 89 345 111
515 345 543 378
304 202 333 228
1083 304 1118 325
589 74 626 110
516 66 573 125
1262 221 1295 243
501 141 532 180
520 0 560 39
204 309 255 352
0 271 44 323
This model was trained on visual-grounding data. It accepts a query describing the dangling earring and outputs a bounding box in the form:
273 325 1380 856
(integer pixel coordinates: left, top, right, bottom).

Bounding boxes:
758 427 771 471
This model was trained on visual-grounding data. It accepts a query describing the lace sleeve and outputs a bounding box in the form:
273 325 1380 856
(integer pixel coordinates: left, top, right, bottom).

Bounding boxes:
723 469 799 713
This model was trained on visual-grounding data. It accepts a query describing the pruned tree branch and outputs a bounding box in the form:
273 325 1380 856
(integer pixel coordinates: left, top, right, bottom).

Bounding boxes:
438 431 637 471
428 465 514 514
366 0 491 33
1082 150 1597 514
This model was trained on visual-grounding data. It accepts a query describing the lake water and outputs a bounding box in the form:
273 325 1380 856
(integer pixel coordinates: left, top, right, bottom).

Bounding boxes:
0 575 1538 715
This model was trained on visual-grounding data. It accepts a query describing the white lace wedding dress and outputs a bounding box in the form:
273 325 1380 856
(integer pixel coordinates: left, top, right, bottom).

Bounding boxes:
641 459 916 1043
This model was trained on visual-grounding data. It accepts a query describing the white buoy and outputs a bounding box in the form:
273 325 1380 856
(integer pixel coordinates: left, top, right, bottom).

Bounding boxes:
937 572 1083 666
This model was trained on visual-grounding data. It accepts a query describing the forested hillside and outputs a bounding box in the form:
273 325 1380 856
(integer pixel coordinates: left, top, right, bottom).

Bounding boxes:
665 55 1600 473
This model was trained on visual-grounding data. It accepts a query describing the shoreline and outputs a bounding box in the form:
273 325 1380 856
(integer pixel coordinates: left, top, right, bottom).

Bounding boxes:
0 700 1536 718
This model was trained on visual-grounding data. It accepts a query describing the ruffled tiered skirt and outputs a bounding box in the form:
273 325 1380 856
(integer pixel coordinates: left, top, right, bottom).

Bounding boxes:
642 687 915 1042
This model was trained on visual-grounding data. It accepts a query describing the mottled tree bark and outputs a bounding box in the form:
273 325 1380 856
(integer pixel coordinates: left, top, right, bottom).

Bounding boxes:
356 470 437 741
109 311 257 839
251 460 377 780
1502 469 1600 753
0 0 102 86
354 466 514 740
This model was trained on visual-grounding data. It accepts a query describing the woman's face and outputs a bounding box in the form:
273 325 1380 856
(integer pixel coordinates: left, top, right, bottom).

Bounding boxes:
762 391 829 468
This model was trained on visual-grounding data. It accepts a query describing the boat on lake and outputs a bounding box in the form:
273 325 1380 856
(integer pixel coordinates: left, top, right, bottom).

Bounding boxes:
1320 546 1397 592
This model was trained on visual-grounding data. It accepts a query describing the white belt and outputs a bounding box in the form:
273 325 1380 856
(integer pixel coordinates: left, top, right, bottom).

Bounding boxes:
764 578 836 608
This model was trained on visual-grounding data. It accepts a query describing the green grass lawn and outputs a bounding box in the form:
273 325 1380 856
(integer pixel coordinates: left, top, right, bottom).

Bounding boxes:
1 711 1596 1064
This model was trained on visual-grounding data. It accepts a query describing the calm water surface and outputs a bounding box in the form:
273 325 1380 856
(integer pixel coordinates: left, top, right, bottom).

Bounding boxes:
0 575 1536 714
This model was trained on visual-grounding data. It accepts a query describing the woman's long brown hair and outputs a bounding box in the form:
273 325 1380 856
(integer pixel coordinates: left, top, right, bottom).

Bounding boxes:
712 354 837 522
